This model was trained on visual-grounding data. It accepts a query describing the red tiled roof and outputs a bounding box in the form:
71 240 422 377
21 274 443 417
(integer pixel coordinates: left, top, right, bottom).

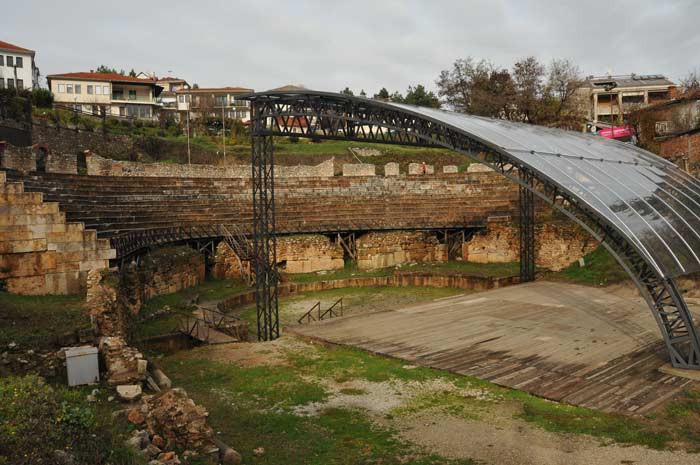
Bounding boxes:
46 72 157 84
0 40 34 54
176 86 252 93
270 84 305 91
158 76 186 82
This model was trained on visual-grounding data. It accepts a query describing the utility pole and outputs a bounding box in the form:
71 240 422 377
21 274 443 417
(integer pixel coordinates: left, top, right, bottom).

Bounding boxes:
186 99 191 165
222 101 226 161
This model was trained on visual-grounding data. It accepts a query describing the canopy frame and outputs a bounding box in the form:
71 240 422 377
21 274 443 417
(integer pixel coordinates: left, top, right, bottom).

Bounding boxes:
246 90 700 369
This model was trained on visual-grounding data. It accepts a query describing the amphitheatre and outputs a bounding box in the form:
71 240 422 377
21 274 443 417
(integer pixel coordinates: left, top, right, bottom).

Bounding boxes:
4 89 700 464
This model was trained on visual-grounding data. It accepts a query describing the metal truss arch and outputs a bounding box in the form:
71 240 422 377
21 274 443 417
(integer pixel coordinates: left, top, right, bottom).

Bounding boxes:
246 90 700 368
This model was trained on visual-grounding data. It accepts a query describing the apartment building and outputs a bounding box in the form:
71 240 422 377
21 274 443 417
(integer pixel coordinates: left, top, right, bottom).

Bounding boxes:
175 86 253 122
0 40 40 90
46 72 162 120
578 74 676 129
155 77 190 120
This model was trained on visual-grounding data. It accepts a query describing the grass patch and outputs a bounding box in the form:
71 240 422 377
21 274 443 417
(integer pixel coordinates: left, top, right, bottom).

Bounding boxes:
401 260 520 277
0 292 88 349
134 278 248 340
159 347 475 465
0 374 145 465
284 265 394 283
551 246 629 286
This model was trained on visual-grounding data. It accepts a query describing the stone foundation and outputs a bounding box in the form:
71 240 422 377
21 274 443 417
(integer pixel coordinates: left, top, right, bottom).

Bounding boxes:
277 234 345 273
356 231 446 269
139 246 205 300
0 171 114 294
465 220 598 271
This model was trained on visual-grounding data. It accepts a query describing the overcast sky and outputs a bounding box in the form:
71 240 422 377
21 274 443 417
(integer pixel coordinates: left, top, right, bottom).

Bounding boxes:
6 0 700 94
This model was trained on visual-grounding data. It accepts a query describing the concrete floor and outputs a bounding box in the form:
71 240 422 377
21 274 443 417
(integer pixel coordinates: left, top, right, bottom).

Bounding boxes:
292 281 699 414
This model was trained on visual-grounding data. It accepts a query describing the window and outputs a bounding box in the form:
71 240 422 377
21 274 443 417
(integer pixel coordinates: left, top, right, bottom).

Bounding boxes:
16 79 23 89
0 56 3 66
58 84 65 93
178 95 185 103
87 85 93 94
95 85 102 95
75 84 81 94
129 90 136 100
216 95 227 106
66 84 73 93
15 57 22 68
103 85 109 94
0 79 4 89
6 56 12 67
7 79 14 89
91 105 98 115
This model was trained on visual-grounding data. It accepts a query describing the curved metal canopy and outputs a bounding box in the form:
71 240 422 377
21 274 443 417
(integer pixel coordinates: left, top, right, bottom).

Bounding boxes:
245 89 700 367
386 102 700 280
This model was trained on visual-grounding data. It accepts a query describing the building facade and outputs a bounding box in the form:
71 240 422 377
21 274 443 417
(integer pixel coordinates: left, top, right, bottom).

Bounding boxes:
46 72 162 120
175 86 252 122
0 40 40 90
155 77 190 121
578 74 676 130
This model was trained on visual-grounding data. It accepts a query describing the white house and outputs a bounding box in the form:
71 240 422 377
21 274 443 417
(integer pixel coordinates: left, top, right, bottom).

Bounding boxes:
0 40 40 90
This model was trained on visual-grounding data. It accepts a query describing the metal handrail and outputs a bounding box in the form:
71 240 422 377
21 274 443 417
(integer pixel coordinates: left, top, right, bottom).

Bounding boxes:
298 301 320 324
175 311 210 343
319 298 343 321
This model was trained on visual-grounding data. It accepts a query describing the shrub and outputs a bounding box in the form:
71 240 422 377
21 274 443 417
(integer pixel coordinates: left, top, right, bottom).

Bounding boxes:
31 88 54 108
0 375 144 465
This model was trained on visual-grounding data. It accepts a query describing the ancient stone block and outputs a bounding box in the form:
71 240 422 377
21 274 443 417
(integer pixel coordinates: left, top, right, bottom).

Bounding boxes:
384 162 400 176
443 165 458 173
342 163 376 177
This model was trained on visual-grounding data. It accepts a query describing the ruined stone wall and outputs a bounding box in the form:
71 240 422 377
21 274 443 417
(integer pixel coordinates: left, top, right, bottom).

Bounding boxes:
277 234 345 273
356 231 447 269
46 152 78 174
342 163 376 176
86 153 334 178
32 122 136 159
1 144 35 171
0 172 114 294
464 219 598 271
139 246 205 300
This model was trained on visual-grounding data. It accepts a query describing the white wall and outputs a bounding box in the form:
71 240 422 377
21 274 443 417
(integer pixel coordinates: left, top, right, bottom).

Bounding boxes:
0 50 36 90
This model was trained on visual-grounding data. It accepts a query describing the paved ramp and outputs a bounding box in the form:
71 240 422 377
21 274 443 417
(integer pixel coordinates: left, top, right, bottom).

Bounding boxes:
291 282 700 414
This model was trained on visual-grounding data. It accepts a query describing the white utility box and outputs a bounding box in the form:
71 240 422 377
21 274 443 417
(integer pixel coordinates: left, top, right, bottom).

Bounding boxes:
65 346 99 386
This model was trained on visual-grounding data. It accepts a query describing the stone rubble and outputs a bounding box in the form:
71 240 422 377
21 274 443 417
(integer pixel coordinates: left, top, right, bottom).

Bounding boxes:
99 336 147 385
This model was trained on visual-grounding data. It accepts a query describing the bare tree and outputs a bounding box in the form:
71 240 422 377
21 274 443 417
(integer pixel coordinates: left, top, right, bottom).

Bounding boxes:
680 68 700 93
512 56 545 123
543 59 586 129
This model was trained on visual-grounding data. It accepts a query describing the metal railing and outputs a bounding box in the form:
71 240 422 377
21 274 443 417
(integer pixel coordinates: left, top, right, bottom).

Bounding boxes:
319 298 343 320
176 311 210 343
200 306 246 340
298 301 320 324
297 298 344 324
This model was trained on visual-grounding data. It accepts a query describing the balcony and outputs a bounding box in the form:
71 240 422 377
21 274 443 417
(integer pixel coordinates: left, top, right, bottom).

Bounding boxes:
111 94 155 103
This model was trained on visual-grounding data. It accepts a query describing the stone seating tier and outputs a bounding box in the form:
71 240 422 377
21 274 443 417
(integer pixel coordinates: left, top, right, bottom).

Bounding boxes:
6 170 518 239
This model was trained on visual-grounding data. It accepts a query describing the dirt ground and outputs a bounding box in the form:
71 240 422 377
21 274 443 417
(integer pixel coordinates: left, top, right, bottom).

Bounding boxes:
201 336 700 465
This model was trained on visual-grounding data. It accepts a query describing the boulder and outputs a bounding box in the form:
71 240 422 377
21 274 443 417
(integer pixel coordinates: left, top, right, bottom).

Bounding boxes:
117 384 143 402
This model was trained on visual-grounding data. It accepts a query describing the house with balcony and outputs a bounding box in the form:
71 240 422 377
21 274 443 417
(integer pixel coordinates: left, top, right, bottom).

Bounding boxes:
175 86 253 122
0 40 40 90
46 71 162 120
577 74 677 131
155 77 190 121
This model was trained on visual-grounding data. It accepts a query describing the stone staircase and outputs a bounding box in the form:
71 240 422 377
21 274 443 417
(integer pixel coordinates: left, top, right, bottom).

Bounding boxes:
0 170 115 294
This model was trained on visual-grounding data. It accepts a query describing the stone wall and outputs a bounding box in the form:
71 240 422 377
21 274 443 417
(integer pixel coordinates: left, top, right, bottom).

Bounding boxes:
86 153 334 178
46 152 78 174
1 144 35 171
464 219 598 271
408 163 435 175
384 162 400 176
32 122 136 159
660 130 700 177
139 246 205 300
356 231 447 269
0 172 114 294
342 163 376 177
277 234 344 273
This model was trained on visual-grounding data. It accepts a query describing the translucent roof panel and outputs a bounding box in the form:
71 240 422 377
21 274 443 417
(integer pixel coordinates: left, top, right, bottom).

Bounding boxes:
385 103 700 279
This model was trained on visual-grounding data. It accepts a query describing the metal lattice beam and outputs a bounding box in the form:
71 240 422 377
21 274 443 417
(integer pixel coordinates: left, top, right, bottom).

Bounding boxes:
244 91 700 368
251 112 279 341
519 172 536 283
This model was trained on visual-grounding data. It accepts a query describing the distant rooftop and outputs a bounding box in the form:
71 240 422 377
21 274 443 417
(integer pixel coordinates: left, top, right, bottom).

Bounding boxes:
176 86 253 93
46 72 159 85
583 74 675 89
0 40 34 55
269 84 306 92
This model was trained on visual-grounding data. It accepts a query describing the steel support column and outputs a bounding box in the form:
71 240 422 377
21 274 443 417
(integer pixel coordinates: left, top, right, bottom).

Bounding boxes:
519 171 536 282
251 109 279 341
